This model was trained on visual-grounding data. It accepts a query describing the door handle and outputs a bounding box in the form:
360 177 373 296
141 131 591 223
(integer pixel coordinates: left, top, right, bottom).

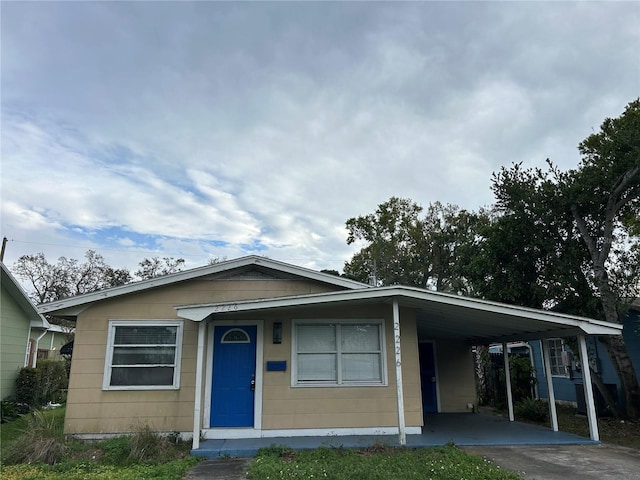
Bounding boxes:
250 374 255 392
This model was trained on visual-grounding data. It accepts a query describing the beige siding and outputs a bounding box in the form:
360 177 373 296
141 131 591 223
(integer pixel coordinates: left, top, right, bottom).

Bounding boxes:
65 278 341 435
435 339 476 412
66 275 444 436
259 305 422 431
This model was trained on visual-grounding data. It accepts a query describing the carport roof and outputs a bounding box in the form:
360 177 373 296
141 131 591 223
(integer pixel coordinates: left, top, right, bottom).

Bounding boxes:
176 285 622 344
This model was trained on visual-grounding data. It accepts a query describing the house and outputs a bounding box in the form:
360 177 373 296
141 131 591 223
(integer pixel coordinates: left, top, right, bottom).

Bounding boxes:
1 262 68 399
528 299 640 414
38 255 622 449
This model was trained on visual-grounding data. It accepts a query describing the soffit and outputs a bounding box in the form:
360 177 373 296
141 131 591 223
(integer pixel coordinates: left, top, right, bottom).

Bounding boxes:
176 286 622 344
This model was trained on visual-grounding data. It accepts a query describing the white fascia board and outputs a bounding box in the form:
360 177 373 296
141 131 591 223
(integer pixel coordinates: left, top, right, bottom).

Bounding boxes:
38 255 369 315
175 285 623 337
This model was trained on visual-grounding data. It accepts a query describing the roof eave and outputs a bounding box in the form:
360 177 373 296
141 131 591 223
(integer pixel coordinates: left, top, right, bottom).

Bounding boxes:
38 255 369 315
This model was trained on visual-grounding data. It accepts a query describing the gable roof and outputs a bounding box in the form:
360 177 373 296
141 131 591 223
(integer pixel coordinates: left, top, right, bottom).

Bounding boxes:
175 285 622 344
1 262 50 328
38 255 369 316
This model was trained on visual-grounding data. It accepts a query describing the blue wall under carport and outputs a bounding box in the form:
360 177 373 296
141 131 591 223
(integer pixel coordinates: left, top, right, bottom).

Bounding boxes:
531 308 640 411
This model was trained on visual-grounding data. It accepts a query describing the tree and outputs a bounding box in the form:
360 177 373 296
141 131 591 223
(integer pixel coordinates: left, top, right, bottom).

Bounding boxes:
470 163 600 316
344 197 488 293
12 250 131 303
476 100 640 417
559 99 640 417
342 100 640 417
134 257 185 280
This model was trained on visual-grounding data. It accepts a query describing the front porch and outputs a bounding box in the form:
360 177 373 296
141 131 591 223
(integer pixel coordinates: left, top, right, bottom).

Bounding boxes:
191 412 596 459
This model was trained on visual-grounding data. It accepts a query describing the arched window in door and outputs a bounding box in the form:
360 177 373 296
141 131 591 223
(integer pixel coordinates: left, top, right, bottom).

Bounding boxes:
221 328 250 343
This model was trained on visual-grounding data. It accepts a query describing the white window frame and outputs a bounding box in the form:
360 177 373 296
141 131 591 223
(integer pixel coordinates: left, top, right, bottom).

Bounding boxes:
545 338 569 378
291 319 387 387
103 320 184 391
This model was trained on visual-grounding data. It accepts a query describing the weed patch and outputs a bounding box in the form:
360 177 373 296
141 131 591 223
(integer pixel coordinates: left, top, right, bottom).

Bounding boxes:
2 410 67 465
249 444 522 480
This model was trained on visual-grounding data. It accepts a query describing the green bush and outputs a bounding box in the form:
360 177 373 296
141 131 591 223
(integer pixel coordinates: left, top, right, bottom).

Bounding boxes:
37 360 69 404
515 397 548 422
15 367 38 406
1 397 30 423
14 361 68 407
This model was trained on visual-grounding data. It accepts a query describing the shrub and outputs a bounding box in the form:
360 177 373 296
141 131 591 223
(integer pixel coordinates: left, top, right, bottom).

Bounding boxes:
37 360 69 404
1 397 30 423
15 367 38 406
515 397 548 422
3 409 67 465
14 360 68 407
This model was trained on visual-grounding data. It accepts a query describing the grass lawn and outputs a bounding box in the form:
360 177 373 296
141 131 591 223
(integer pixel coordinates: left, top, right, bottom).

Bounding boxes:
0 407 200 480
1 407 526 480
248 444 522 480
5 403 636 480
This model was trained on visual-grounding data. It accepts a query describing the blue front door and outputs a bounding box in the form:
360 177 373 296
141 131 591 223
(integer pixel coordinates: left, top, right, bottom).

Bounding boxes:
210 325 257 427
419 342 438 413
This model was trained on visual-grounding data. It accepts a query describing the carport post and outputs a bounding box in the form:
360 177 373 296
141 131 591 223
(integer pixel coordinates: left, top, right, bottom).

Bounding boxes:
392 299 407 446
192 321 206 450
541 339 559 431
502 342 514 421
577 334 600 441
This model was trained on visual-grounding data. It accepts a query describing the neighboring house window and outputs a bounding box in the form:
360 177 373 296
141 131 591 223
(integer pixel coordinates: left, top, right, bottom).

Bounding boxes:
103 321 183 390
546 338 568 377
293 320 386 386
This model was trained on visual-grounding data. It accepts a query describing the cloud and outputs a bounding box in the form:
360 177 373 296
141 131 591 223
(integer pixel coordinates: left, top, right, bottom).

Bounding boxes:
1 1 638 276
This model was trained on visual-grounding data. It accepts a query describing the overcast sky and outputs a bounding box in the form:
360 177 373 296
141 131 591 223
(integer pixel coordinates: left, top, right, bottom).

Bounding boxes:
1 1 639 277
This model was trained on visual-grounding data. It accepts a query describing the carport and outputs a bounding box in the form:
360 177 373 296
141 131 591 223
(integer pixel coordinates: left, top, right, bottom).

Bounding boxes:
177 285 623 450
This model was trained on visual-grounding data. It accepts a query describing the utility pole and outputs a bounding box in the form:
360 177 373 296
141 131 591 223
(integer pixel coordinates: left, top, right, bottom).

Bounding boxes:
0 237 7 262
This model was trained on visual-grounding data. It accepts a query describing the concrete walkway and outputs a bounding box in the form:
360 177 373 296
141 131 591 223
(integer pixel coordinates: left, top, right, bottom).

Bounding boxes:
184 458 252 480
191 413 594 459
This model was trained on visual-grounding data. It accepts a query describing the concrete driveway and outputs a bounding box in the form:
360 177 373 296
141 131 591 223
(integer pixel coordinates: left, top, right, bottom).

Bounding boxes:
461 444 640 480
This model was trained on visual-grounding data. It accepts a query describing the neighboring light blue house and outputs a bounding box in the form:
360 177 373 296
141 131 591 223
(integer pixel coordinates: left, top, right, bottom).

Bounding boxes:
529 300 640 414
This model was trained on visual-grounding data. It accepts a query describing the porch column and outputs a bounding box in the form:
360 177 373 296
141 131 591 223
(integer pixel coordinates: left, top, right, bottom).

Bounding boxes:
577 333 600 441
192 321 206 450
541 339 559 431
392 299 407 446
502 342 514 421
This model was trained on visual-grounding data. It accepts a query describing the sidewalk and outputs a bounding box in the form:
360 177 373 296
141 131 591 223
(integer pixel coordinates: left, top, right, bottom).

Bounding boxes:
184 458 252 480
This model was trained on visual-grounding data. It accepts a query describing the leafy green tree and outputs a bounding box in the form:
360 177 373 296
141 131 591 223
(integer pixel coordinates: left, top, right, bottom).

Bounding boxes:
344 197 487 292
470 100 639 417
558 99 640 417
343 100 640 417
